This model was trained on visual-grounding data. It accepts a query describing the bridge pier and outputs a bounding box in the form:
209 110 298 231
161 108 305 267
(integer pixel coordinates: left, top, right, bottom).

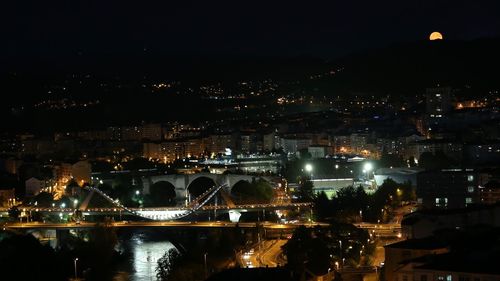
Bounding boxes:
229 210 241 223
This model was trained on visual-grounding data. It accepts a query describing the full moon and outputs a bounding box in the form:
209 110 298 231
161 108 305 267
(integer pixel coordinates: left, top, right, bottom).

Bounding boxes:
429 31 443 41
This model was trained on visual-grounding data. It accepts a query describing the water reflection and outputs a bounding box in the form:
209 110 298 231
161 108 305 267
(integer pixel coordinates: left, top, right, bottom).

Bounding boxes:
114 232 176 281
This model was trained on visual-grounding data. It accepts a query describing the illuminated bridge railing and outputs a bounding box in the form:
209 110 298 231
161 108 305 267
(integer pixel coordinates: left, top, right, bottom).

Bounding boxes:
84 184 228 221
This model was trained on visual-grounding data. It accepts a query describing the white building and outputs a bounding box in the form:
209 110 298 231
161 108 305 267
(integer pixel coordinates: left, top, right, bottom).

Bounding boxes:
280 138 312 154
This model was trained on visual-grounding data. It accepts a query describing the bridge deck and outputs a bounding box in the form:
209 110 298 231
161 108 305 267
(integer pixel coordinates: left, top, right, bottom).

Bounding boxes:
3 221 329 230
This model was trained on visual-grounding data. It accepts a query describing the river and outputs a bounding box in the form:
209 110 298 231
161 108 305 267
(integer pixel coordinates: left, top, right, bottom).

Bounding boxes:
112 230 176 281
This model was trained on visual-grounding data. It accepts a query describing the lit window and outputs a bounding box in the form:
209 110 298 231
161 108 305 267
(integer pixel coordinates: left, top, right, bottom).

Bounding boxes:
467 186 474 193
447 275 452 281
436 198 448 208
467 175 474 182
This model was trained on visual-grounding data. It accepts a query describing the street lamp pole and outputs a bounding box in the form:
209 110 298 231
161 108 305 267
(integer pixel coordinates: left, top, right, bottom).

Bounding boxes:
305 164 313 180
204 252 208 278
339 240 342 268
74 258 79 280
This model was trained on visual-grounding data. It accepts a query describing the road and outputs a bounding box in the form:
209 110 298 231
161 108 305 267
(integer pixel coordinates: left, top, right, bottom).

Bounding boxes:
259 239 287 267
0 202 312 213
3 220 329 230
354 222 402 239
390 204 417 224
238 239 287 268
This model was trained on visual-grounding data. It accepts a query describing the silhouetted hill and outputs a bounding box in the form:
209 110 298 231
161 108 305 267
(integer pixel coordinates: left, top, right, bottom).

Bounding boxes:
326 38 500 95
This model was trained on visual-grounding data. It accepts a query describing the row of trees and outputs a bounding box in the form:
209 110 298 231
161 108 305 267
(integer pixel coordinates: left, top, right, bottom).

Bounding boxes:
282 224 375 277
314 178 415 223
0 221 120 280
231 178 274 204
156 226 250 281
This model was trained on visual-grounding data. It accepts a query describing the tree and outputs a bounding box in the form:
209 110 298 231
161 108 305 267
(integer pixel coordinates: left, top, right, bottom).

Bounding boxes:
0 234 65 280
296 180 314 202
65 179 80 196
156 248 181 280
8 206 20 221
283 226 330 276
122 157 156 170
30 192 54 207
86 221 118 276
231 179 273 204
330 185 368 222
156 248 204 281
298 148 312 159
314 191 330 220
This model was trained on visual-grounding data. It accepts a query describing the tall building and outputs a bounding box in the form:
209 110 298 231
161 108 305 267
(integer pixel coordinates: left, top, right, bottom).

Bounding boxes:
416 169 486 209
141 124 162 141
384 238 449 281
407 139 463 162
122 126 142 141
333 135 351 154
307 146 329 159
239 134 261 153
350 133 369 154
280 138 312 154
204 134 234 154
263 132 280 152
107 127 123 141
480 180 500 204
425 87 452 118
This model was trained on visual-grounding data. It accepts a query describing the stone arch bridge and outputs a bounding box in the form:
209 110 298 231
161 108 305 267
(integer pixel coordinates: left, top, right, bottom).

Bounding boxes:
142 173 274 201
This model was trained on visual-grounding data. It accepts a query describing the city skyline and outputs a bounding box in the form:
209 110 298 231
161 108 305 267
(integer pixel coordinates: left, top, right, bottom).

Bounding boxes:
1 2 500 281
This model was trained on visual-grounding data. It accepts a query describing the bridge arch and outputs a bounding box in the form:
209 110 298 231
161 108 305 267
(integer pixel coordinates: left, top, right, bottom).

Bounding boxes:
148 181 177 206
230 180 251 195
230 179 251 204
187 176 217 198
145 173 274 199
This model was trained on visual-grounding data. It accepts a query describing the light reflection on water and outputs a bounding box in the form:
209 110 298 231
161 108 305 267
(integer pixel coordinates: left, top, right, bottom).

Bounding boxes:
113 232 176 281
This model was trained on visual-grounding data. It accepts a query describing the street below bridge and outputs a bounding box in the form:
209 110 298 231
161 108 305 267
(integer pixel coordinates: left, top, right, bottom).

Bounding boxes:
237 239 287 268
3 220 329 230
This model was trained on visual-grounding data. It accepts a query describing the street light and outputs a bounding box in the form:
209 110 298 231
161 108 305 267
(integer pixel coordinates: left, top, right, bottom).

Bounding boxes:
338 240 342 267
363 162 373 172
204 252 208 278
305 164 313 179
74 258 79 280
363 162 373 180
305 164 313 172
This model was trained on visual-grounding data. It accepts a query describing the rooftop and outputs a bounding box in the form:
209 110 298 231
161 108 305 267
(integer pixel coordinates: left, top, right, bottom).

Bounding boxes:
401 202 500 220
385 237 448 250
206 268 298 281
415 252 500 275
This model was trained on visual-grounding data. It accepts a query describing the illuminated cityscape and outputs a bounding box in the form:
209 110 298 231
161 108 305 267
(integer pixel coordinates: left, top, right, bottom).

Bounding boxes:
1 2 500 281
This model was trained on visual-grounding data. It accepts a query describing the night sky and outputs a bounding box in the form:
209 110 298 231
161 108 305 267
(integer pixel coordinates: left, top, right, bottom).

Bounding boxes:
2 0 500 63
